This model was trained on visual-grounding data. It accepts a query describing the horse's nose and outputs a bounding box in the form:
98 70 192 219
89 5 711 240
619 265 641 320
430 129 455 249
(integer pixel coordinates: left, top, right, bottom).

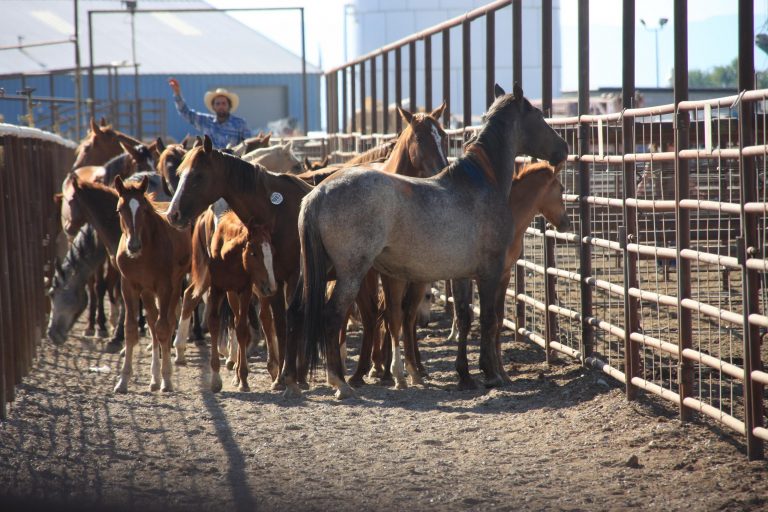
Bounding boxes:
127 237 142 255
167 207 180 225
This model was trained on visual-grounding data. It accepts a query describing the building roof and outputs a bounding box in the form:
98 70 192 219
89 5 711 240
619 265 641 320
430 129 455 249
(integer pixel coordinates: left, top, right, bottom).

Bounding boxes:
0 0 319 75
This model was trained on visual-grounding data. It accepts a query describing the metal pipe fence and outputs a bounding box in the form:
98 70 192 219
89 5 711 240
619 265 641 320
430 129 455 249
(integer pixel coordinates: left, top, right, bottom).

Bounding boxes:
311 0 768 459
0 125 74 420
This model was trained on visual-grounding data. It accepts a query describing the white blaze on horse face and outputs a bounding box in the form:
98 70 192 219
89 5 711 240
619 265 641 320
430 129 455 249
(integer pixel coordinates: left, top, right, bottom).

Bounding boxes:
166 171 189 217
431 124 446 165
129 198 140 229
261 241 277 292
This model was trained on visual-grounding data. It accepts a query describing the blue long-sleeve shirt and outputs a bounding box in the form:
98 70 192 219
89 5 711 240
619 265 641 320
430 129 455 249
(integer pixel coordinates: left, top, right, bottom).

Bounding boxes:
173 94 251 149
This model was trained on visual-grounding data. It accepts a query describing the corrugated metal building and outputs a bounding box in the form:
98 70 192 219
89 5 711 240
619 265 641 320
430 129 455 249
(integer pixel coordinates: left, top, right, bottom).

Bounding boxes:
0 0 321 141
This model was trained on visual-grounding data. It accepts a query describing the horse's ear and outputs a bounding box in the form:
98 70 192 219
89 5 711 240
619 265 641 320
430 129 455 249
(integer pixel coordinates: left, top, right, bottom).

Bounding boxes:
263 132 272 144
203 135 213 153
284 141 293 151
99 117 108 127
320 155 329 168
114 175 126 195
120 141 139 159
192 136 202 149
155 137 166 153
512 82 523 100
429 101 447 121
90 117 102 134
304 156 312 170
494 83 506 99
397 106 414 126
138 175 149 194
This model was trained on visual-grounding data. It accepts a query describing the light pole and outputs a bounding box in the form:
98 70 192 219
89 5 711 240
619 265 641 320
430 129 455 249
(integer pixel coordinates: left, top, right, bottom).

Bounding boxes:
640 17 668 88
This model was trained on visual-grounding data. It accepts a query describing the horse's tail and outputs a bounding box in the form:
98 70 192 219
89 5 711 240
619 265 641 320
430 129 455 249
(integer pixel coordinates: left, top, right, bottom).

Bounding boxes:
190 214 211 300
301 197 328 374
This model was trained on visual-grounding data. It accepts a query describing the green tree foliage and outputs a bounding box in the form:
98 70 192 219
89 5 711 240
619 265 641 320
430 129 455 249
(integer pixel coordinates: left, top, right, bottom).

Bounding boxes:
682 57 768 88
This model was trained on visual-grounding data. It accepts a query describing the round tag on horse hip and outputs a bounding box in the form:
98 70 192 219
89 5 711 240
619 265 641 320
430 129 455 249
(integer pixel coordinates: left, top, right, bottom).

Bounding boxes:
270 192 284 205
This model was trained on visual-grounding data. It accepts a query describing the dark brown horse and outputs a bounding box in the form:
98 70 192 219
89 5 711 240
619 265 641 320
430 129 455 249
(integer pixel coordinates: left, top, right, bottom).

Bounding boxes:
113 176 191 393
450 162 570 389
177 209 278 392
300 84 569 398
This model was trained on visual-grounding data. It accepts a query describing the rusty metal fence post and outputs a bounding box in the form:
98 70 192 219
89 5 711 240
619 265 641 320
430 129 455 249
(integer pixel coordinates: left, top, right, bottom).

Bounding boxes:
0 128 74 420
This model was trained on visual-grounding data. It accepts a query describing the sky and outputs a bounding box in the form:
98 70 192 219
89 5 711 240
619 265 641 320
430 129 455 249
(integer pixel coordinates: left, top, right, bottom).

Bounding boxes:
209 0 768 92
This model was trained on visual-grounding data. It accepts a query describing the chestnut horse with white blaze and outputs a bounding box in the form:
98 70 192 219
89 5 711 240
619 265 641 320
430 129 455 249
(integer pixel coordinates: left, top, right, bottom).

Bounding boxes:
113 175 191 393
175 209 278 392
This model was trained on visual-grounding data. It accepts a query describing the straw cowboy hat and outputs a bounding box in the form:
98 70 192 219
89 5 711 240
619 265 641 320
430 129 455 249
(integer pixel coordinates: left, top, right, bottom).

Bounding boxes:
204 88 240 113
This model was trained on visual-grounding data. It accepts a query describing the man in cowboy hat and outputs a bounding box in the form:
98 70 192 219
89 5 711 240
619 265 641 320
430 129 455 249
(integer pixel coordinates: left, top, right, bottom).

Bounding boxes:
168 77 251 149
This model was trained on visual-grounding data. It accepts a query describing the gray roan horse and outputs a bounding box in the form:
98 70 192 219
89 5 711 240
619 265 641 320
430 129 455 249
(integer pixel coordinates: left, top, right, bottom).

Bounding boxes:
301 83 569 399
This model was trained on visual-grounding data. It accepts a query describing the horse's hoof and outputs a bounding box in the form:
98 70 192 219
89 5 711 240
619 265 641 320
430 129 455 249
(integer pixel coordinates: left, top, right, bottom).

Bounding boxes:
226 360 235 371
298 381 310 390
231 375 240 387
417 366 429 378
114 380 128 394
334 384 357 400
97 329 109 338
174 357 187 366
104 340 123 354
367 367 383 379
457 378 478 391
161 382 174 392
483 374 505 388
150 381 160 392
348 375 366 388
282 384 302 399
211 374 223 393
83 327 96 337
238 382 250 392
394 378 408 390
408 374 425 387
270 380 286 391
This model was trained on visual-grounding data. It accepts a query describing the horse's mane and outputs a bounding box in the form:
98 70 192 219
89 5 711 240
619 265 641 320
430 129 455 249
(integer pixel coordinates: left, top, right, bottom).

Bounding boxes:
50 223 101 291
102 153 132 184
76 178 119 199
514 161 554 182
217 150 313 194
345 140 396 165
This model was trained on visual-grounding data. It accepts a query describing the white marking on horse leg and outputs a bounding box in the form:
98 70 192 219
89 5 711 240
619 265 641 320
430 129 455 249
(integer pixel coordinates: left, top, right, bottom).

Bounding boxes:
225 328 237 370
161 334 174 392
326 368 356 400
447 314 459 342
149 340 161 391
173 314 190 365
261 242 277 292
114 335 135 394
391 337 407 389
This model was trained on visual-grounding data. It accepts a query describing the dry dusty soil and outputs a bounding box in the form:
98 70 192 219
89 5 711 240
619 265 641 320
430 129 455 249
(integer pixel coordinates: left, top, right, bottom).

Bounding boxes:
1 303 767 512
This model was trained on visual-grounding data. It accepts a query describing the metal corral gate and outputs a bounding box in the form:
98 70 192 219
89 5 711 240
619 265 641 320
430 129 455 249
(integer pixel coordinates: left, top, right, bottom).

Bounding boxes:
0 126 74 420
304 0 768 459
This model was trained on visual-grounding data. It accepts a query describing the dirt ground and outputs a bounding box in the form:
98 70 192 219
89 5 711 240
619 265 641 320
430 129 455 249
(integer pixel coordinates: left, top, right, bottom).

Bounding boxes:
1 303 766 512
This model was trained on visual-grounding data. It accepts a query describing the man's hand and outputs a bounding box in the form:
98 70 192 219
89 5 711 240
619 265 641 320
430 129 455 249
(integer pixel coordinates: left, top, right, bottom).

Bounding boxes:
168 78 181 96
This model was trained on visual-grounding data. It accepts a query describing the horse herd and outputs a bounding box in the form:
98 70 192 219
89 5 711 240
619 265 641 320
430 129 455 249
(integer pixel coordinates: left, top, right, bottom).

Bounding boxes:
47 83 570 399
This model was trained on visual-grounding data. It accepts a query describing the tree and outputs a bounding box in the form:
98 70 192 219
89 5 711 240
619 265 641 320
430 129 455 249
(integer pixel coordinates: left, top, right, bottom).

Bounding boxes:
680 57 768 88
